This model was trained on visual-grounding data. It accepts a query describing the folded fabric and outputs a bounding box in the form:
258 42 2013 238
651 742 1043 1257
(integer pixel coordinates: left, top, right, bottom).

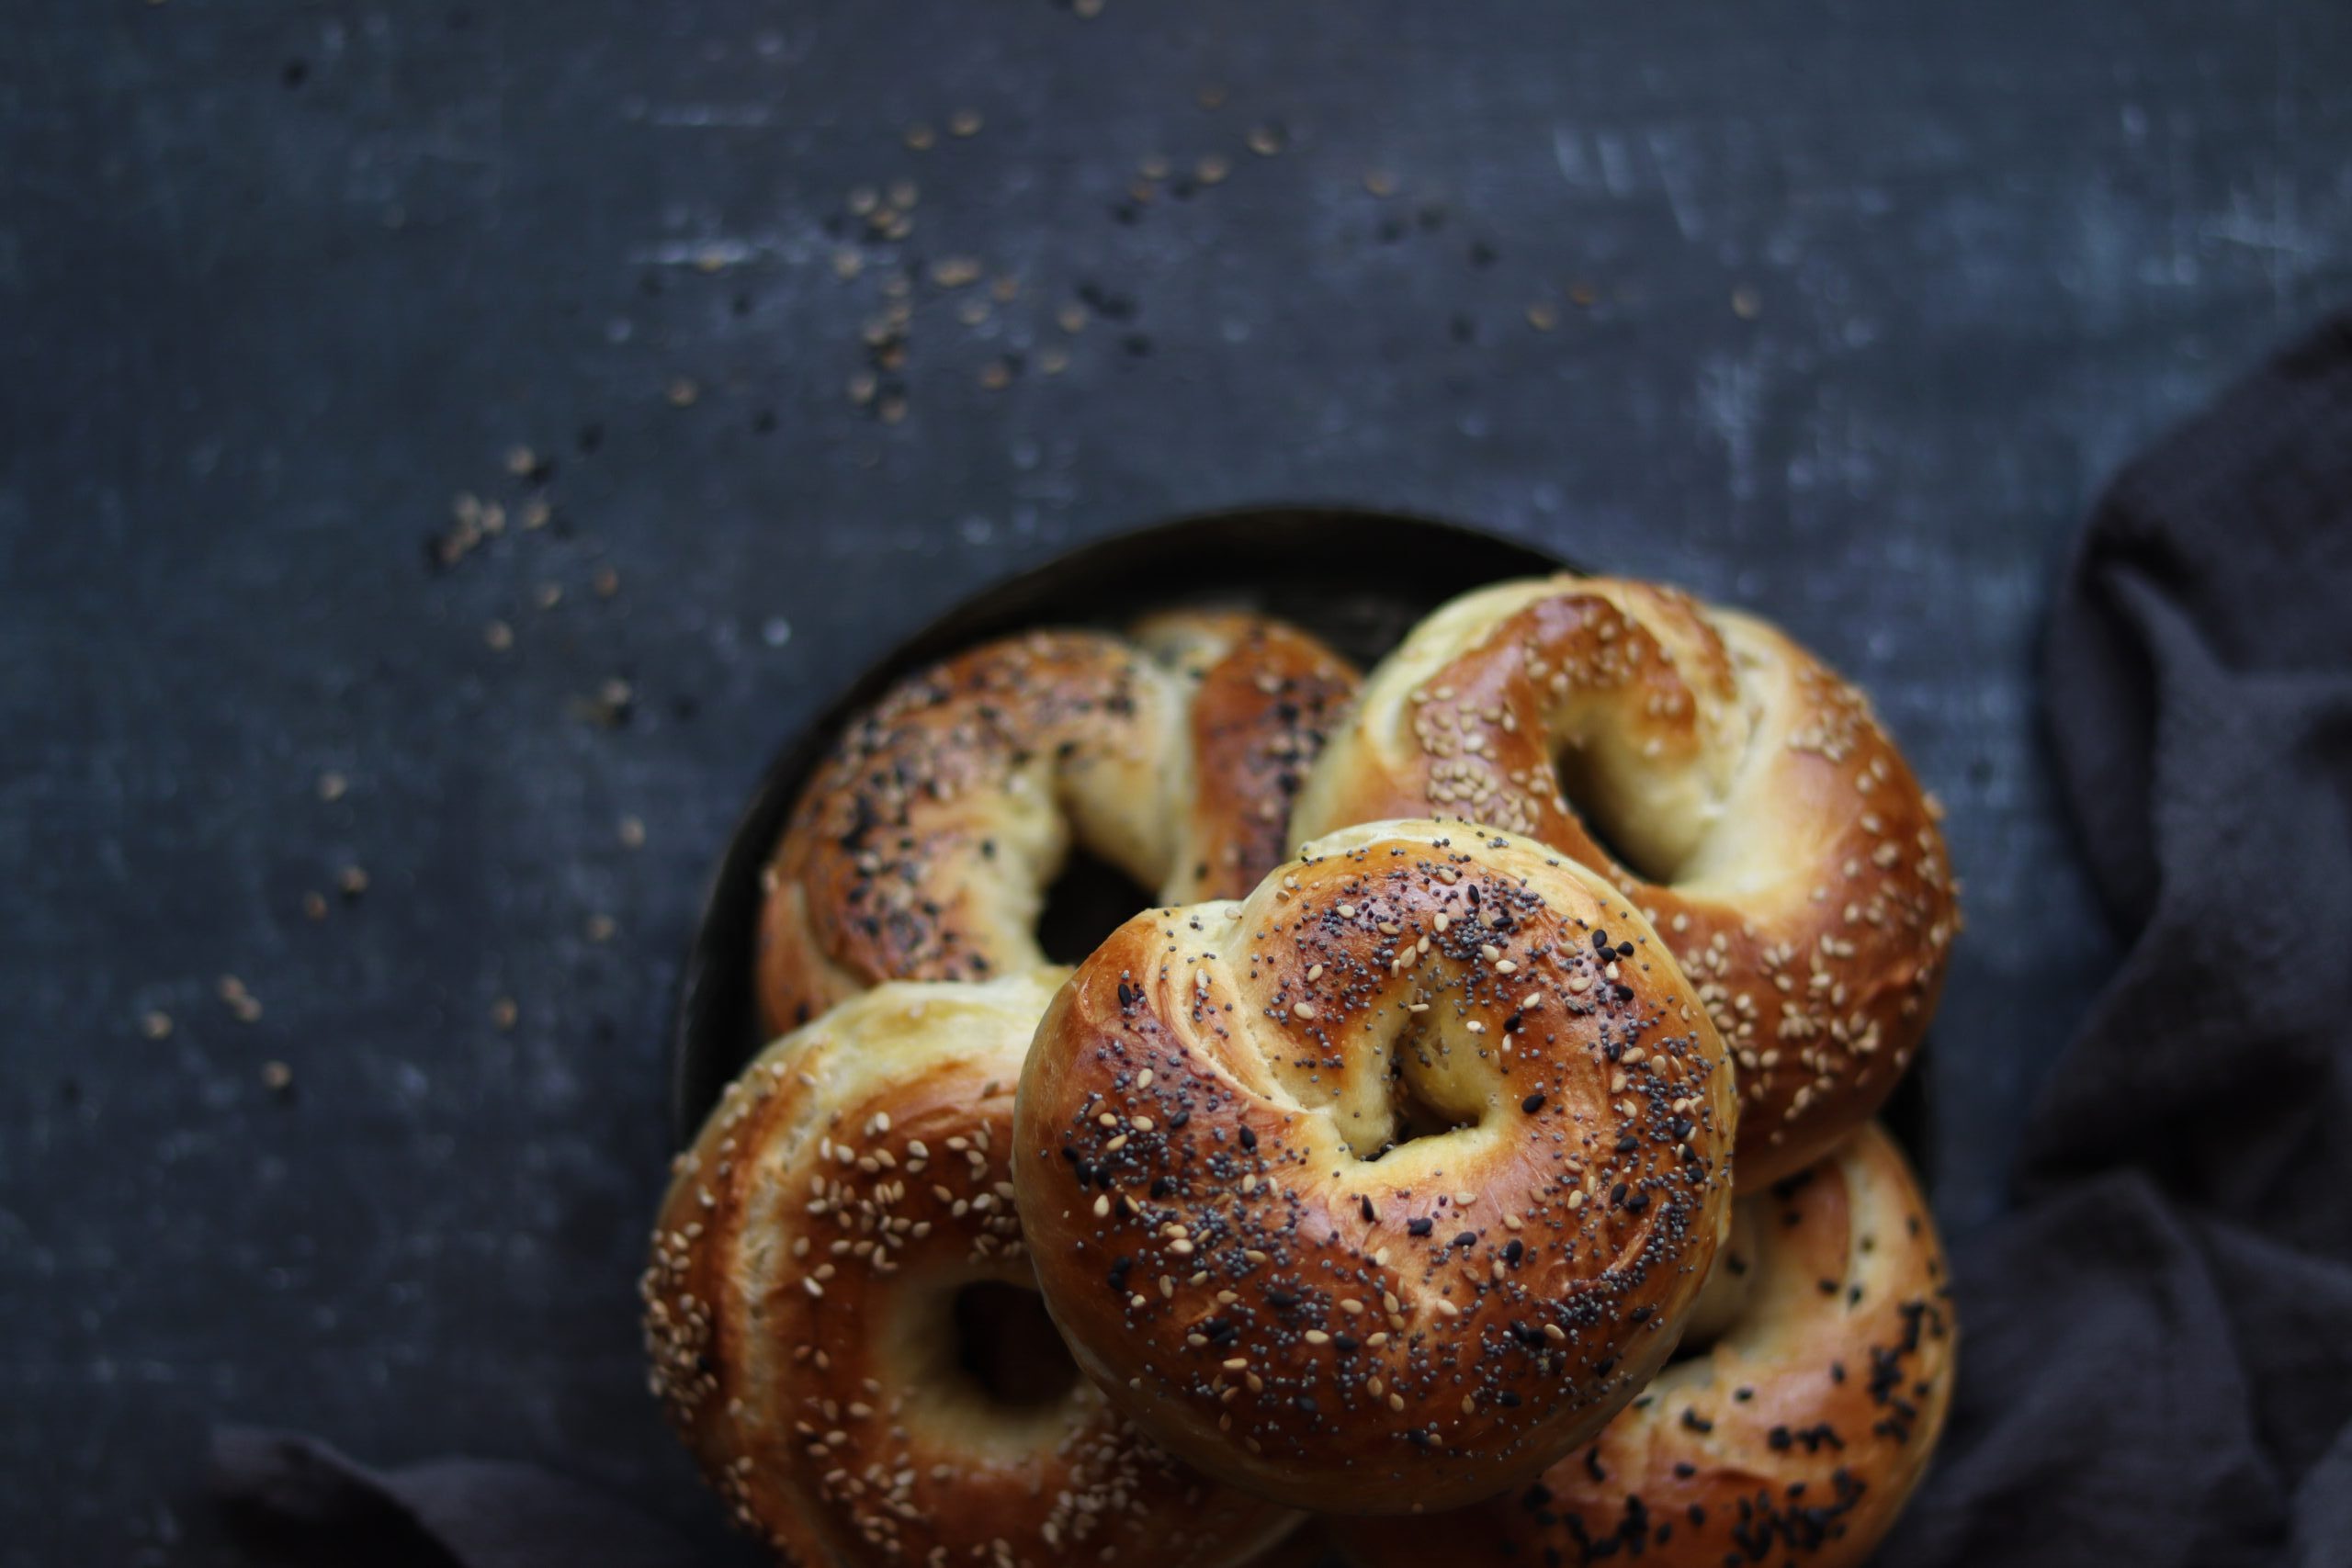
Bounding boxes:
210 1427 731 1568
209 312 2352 1565
1882 310 2352 1566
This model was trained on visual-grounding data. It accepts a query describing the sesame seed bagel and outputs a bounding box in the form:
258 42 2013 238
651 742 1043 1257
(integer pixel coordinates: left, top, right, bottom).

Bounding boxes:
1327 1122 1957 1568
756 613 1358 1040
1288 577 1959 1191
1012 820 1739 1515
644 972 1301 1568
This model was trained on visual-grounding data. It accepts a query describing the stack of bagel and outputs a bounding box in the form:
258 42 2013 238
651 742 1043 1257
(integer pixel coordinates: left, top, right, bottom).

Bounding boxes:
645 578 1962 1568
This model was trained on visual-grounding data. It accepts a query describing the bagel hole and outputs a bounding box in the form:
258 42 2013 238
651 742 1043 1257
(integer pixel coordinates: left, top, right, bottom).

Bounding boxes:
1665 1260 1744 1366
1668 1208 1758 1363
1036 846 1153 965
1362 1014 1481 1160
951 1281 1080 1408
1552 742 1677 885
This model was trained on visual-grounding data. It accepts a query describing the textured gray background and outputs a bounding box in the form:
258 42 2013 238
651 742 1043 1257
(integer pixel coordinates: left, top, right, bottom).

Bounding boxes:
4 1 2348 1562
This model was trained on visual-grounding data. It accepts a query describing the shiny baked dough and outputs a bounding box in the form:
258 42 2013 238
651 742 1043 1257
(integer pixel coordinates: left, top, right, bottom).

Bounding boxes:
1328 1121 1956 1568
755 612 1357 1040
1013 820 1739 1515
645 972 1301 1568
1290 577 1958 1190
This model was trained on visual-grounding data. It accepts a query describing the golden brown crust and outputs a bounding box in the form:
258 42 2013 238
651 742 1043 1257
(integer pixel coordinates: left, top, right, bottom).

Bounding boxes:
1012 821 1739 1515
1290 578 1959 1190
1136 611 1363 905
1328 1122 1957 1568
755 617 1358 1041
643 973 1299 1568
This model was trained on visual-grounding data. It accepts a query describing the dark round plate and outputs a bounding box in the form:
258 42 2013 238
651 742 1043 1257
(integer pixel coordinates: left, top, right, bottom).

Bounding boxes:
666 504 1930 1170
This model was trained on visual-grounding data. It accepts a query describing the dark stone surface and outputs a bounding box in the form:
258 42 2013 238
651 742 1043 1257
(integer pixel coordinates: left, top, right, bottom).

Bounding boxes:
1 1 2345 1562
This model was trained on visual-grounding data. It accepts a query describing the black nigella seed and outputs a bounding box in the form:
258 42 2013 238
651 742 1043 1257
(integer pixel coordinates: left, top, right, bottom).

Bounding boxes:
1591 931 1611 953
1521 1093 1545 1113
1504 1239 1524 1265
1616 1134 1638 1153
1614 984 1636 1002
1611 1182 1629 1206
1238 1127 1257 1150
1625 1190 1650 1213
1617 942 1634 958
1408 1217 1434 1237
1453 1232 1477 1249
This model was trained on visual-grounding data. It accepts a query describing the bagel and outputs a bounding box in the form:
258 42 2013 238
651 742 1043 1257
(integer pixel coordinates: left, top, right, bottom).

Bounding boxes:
756 613 1358 1040
1327 1122 1956 1568
1289 576 1958 1190
643 971 1300 1568
1012 820 1738 1514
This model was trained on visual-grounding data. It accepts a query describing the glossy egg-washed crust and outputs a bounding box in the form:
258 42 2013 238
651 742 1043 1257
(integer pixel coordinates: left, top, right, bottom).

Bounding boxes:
756 613 1359 1040
1012 821 1739 1515
644 971 1300 1568
1290 577 1959 1191
1329 1122 1956 1568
